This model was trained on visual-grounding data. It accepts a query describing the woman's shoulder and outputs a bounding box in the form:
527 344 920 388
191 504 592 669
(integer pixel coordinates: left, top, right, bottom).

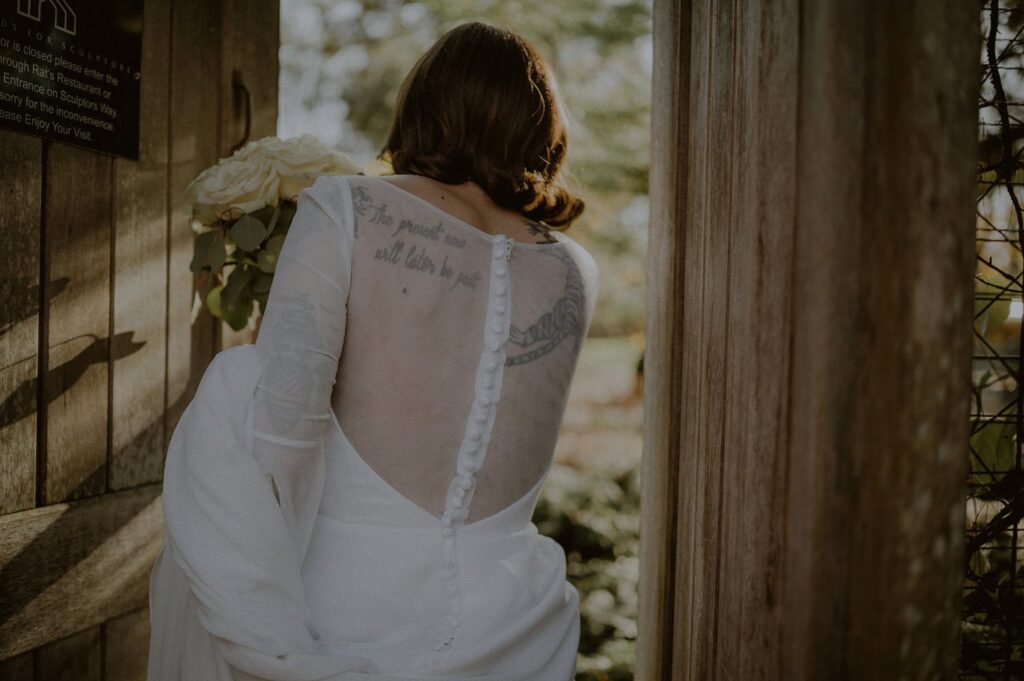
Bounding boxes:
555 231 598 277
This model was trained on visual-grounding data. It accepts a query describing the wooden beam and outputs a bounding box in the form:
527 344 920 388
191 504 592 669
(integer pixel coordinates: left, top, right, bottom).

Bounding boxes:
103 607 151 681
715 1 798 677
0 134 42 515
784 1 977 677
166 0 223 443
642 0 978 677
110 0 172 490
35 625 101 681
43 142 112 504
0 485 162 660
0 650 32 680
637 0 690 678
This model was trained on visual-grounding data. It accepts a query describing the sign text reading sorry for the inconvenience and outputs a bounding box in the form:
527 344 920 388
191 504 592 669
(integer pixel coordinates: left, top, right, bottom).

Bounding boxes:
0 1 143 160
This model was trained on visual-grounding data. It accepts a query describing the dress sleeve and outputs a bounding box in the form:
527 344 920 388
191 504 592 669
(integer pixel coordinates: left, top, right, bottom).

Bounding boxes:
251 174 354 557
153 177 378 679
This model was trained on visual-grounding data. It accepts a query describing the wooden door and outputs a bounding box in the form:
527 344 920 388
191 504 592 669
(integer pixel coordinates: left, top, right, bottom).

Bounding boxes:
0 0 278 675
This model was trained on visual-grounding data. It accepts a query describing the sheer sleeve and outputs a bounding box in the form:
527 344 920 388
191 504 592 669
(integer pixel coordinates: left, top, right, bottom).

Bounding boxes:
252 173 354 557
150 175 376 680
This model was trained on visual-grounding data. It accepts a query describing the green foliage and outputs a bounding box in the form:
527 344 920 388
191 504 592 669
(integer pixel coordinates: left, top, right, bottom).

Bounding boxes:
191 230 227 273
190 200 298 331
533 463 640 680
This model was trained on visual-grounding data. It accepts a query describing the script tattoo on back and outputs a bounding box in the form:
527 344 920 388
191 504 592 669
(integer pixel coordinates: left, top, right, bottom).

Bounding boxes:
348 180 587 367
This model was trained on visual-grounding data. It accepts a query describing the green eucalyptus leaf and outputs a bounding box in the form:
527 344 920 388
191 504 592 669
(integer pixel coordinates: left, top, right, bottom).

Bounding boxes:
223 296 252 329
265 205 281 234
257 235 286 273
251 271 274 296
221 266 255 308
191 231 227 272
222 293 254 331
250 204 276 226
252 272 274 307
206 284 224 318
230 214 269 251
271 201 298 237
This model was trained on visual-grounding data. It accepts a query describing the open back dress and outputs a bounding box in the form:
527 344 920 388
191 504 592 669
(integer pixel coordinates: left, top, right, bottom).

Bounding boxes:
146 174 600 681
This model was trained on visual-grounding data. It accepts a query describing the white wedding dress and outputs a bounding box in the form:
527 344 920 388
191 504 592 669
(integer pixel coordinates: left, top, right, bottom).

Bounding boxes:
146 174 600 680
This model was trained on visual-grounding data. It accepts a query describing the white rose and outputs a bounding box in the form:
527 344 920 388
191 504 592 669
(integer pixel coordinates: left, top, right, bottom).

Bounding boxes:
185 135 362 224
185 153 280 224
268 134 363 199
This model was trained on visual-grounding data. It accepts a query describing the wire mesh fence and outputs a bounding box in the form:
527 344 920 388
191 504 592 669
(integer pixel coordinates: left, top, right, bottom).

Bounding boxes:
967 2 1024 677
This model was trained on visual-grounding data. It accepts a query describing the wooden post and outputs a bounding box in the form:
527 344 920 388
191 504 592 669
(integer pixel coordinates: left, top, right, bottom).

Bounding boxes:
640 0 979 678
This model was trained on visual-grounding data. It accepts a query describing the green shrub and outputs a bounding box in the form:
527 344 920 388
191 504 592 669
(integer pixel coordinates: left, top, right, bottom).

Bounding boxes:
534 462 640 680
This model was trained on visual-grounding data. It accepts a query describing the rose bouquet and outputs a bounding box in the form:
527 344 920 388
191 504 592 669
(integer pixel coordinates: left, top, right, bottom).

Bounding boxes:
186 134 364 332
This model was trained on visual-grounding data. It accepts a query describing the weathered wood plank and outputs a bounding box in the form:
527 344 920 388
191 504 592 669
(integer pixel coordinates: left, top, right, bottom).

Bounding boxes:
780 3 868 675
784 1 977 678
715 1 798 678
35 625 101 681
669 0 710 676
0 650 32 680
110 0 172 490
0 133 41 515
0 485 162 659
103 607 151 681
643 0 977 678
218 0 280 349
672 0 734 678
637 0 689 679
166 0 223 445
43 143 112 504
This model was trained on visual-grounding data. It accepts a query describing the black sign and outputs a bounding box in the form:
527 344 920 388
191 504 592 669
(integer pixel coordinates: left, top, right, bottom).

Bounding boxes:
0 1 143 159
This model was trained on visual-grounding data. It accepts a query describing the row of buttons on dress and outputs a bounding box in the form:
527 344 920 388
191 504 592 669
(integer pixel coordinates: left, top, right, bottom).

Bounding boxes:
432 237 513 654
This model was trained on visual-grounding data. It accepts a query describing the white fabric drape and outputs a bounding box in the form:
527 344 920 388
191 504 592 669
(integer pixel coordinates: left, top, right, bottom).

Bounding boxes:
148 174 599 680
148 176 378 680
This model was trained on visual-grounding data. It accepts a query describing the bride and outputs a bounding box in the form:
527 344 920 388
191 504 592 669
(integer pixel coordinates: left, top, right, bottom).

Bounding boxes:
147 20 599 681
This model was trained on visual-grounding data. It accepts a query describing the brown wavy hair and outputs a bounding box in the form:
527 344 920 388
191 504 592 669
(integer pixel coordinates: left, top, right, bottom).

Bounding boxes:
377 21 585 230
